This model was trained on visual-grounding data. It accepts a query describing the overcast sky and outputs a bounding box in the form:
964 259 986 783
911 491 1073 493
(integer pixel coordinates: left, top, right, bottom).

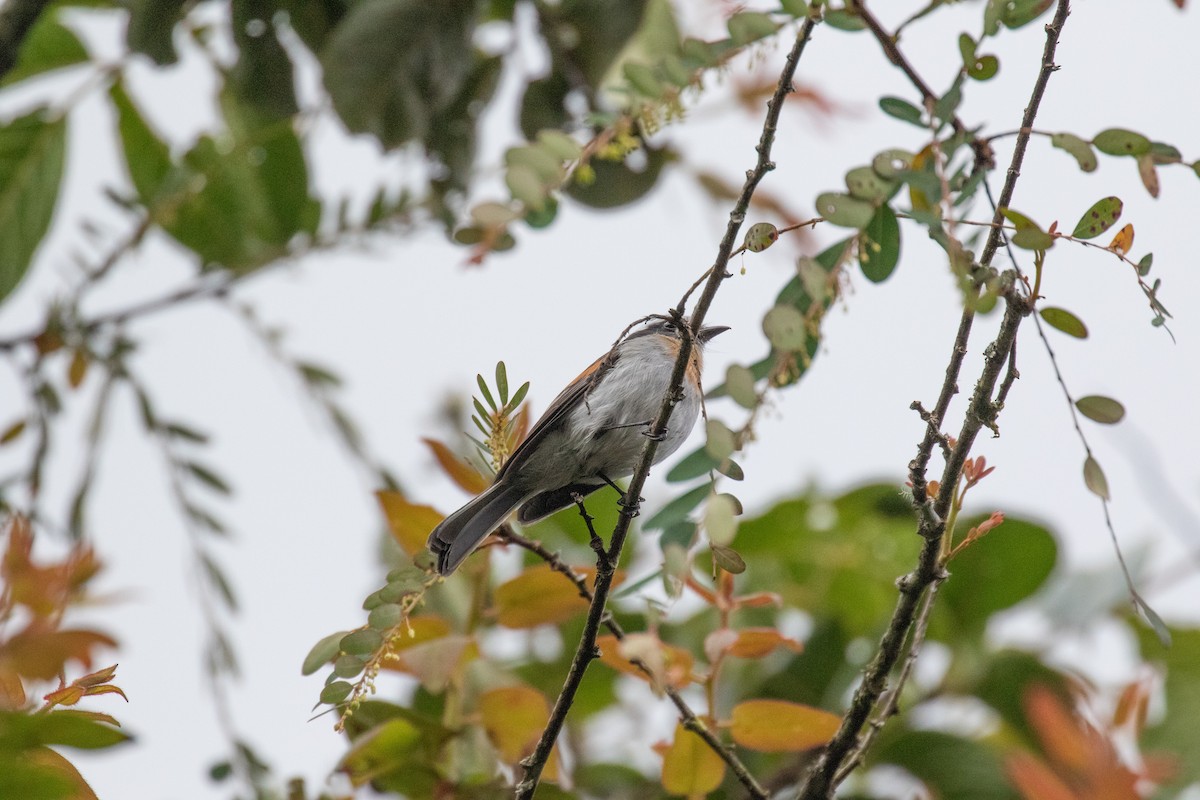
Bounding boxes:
1 1 1198 797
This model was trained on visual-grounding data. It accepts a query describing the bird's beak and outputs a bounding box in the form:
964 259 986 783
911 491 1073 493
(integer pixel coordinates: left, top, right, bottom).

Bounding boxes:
698 325 730 343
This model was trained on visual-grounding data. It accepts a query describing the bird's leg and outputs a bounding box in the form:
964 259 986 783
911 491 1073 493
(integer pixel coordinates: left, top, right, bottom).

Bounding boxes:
571 491 607 560
600 472 643 515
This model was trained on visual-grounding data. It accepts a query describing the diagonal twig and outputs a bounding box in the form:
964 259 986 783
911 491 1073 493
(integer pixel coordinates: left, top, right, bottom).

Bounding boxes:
796 3 1072 797
515 15 820 799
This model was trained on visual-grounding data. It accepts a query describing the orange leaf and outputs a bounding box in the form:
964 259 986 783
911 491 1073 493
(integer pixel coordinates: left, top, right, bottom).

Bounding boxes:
0 667 26 708
597 635 694 691
493 565 622 629
729 699 840 752
1023 684 1092 773
83 684 128 702
1005 751 1079 800
2 628 116 681
727 628 803 659
422 439 489 494
75 664 118 688
507 403 531 451
375 490 443 555
661 722 726 796
1108 223 1134 256
477 684 558 779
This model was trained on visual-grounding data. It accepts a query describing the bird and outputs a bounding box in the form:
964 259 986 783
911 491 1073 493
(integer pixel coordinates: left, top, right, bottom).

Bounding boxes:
427 316 729 575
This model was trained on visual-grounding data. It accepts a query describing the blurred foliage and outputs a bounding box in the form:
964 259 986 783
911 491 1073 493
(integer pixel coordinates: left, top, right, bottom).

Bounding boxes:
0 0 1196 797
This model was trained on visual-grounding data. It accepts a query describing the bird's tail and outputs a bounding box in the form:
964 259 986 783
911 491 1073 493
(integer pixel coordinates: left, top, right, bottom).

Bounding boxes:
427 481 528 575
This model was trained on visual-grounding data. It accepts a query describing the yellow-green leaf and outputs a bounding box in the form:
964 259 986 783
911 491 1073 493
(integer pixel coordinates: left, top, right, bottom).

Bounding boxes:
661 723 726 795
729 699 840 752
1083 455 1110 500
1075 395 1126 425
1039 307 1088 339
1071 196 1122 240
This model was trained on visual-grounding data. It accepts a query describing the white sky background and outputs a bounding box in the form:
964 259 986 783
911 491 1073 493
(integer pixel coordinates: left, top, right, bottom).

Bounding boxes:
1 1 1199 797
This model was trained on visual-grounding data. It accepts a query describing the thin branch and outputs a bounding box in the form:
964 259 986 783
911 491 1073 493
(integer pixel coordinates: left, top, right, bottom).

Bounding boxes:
516 16 819 799
797 3 1071 796
833 576 946 784
499 527 768 798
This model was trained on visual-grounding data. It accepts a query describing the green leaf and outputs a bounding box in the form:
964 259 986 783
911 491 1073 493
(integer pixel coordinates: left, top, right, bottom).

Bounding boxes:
566 145 669 209
1039 307 1088 339
704 419 736 461
666 446 720 483
1 13 87 87
938 517 1057 636
321 0 476 149
710 544 745 574
1001 0 1053 29
873 730 1017 800
1000 207 1053 251
967 54 999 80
127 0 188 65
815 192 875 229
320 681 353 705
1093 128 1152 157
1083 455 1110 500
0 109 66 305
229 0 299 124
302 631 348 675
726 11 779 45
736 485 920 635
1138 627 1200 785
879 96 923 126
186 462 232 495
823 9 866 31
872 149 916 179
1071 196 1123 239
762 305 807 351
859 205 900 283
643 484 709 532
1050 132 1098 172
844 166 897 202
724 364 758 409
340 629 383 656
109 80 173 205
1075 395 1125 424
0 709 132 750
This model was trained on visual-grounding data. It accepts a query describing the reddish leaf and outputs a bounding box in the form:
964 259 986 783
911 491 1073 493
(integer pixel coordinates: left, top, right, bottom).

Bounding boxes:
661 723 726 795
375 490 443 555
729 699 840 752
727 628 804 659
1023 684 1092 773
1005 751 1079 800
422 439 489 494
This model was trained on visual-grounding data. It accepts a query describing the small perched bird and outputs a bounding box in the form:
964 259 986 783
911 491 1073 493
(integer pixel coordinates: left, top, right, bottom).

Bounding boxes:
428 317 729 575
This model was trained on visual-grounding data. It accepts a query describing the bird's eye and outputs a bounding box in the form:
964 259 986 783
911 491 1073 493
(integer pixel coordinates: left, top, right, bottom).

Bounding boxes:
661 321 675 332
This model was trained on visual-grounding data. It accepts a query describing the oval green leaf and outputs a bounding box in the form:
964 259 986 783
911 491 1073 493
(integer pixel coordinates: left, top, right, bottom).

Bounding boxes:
872 148 916 179
1075 395 1126 425
1071 196 1123 240
1050 132 1098 172
967 54 999 81
878 96 923 126
815 192 875 229
1093 128 1152 157
859 205 900 283
844 166 897 202
1040 307 1088 339
0 109 66 304
1083 455 1110 500
762 304 807 351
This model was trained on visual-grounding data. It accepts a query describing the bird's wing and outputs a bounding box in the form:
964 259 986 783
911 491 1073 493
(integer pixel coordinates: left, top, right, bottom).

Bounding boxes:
496 350 615 480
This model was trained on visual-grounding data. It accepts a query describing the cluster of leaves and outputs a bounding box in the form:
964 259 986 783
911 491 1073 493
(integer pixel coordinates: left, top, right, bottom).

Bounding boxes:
309 424 1197 798
0 517 129 800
